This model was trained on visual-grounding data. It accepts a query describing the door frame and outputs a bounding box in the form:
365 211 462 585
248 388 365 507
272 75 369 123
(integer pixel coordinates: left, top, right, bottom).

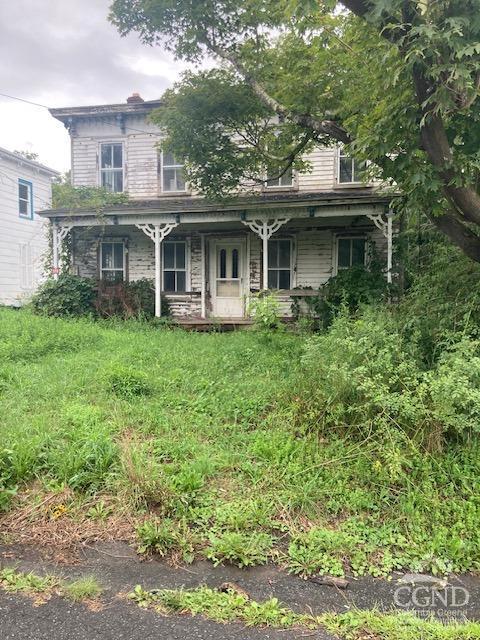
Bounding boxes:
209 238 246 318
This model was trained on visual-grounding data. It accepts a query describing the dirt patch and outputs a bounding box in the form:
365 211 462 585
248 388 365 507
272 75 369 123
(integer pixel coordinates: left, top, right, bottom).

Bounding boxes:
0 486 139 562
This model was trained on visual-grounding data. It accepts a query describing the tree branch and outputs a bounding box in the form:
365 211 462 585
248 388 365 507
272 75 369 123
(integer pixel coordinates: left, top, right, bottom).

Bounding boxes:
427 210 480 262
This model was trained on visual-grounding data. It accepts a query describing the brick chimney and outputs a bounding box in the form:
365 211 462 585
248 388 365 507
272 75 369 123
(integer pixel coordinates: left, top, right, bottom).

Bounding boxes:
126 92 144 104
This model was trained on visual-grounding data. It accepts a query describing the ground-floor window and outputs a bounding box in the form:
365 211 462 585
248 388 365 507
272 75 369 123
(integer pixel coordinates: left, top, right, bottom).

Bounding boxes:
100 241 125 282
336 236 367 271
268 238 292 289
163 240 187 292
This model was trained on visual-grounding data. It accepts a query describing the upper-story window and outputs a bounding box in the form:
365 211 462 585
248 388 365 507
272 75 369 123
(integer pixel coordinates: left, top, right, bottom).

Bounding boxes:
265 165 294 189
18 179 33 219
100 143 124 192
338 147 364 184
162 152 186 193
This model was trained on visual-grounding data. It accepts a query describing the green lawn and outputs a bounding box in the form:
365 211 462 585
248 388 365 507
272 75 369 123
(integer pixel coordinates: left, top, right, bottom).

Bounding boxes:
1 308 480 578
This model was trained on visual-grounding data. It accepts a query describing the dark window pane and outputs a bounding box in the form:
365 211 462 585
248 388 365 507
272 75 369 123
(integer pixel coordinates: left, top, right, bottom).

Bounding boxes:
163 151 175 166
278 240 291 268
19 183 29 200
219 249 226 279
113 171 123 193
352 239 366 266
279 166 293 186
113 243 123 269
174 168 186 191
268 240 278 268
19 198 28 216
164 243 175 269
101 171 113 191
268 270 278 289
338 239 351 268
113 144 123 168
102 243 113 269
101 145 112 169
278 270 291 289
164 271 175 291
103 270 123 284
339 157 353 183
175 243 186 269
163 168 177 192
176 271 186 292
232 248 238 279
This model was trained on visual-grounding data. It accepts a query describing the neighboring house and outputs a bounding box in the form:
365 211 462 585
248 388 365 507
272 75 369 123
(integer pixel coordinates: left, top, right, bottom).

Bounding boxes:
0 147 59 306
40 93 394 321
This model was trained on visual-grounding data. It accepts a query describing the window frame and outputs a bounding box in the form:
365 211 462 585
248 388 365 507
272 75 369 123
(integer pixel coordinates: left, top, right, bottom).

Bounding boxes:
161 151 187 194
264 165 296 190
99 142 125 193
162 240 188 293
267 238 294 290
334 235 368 275
336 146 364 186
18 179 33 219
99 240 126 282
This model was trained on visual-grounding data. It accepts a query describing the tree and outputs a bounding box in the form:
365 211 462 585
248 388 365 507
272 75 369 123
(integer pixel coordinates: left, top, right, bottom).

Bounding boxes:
14 149 39 161
109 0 480 260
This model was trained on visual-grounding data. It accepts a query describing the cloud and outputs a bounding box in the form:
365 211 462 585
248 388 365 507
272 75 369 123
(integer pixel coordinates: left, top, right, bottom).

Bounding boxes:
0 0 189 171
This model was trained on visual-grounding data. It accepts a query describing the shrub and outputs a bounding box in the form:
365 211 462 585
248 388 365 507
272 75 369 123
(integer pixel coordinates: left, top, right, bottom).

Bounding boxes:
248 292 281 331
103 364 151 399
31 275 96 318
96 279 169 319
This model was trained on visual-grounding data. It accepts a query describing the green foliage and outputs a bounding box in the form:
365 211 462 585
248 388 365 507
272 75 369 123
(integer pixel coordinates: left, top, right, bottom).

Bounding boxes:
96 278 169 319
247 291 281 331
0 567 58 594
103 364 152 399
31 275 96 318
52 183 128 210
206 531 273 567
63 576 103 601
136 518 196 563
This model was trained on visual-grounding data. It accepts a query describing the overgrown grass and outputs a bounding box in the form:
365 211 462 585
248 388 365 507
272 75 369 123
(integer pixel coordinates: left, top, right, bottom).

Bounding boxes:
1 307 480 576
63 576 103 601
0 567 102 603
129 585 480 638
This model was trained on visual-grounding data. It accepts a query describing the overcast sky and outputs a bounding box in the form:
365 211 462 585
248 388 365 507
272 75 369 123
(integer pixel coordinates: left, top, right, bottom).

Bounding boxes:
0 0 190 173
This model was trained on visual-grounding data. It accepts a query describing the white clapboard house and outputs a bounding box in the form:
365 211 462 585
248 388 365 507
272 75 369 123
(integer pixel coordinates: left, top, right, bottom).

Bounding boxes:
39 93 394 323
0 147 59 306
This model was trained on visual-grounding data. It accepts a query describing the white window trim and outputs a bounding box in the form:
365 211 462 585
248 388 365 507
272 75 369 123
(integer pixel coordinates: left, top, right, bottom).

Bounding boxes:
335 146 364 187
99 240 126 281
160 151 188 194
267 237 295 290
332 234 368 276
162 239 190 292
263 167 297 191
98 141 125 193
18 179 33 219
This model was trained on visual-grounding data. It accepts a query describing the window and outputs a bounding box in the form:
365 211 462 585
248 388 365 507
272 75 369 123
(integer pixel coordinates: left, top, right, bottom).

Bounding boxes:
100 143 123 192
336 237 366 270
338 147 364 184
18 179 33 218
100 241 125 282
265 165 294 188
162 152 186 192
268 239 291 289
163 241 186 292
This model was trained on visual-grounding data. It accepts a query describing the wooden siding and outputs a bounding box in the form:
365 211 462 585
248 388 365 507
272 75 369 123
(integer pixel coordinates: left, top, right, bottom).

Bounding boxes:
0 155 53 305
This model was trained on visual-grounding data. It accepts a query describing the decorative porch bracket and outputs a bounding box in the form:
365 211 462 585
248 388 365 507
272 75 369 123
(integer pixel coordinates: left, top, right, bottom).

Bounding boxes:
242 218 290 290
135 222 178 317
52 223 73 280
366 210 394 284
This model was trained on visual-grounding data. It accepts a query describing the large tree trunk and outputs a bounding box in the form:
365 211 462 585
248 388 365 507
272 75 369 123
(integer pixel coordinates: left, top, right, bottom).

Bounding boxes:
428 212 480 262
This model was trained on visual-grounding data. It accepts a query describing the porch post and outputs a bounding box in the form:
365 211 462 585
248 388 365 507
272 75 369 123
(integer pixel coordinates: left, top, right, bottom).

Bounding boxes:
136 222 179 318
241 217 290 290
154 225 161 318
386 209 393 285
200 234 206 319
52 223 72 280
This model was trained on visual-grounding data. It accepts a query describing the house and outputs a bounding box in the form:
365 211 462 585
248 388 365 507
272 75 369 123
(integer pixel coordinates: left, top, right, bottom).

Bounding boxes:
39 93 394 322
0 147 59 306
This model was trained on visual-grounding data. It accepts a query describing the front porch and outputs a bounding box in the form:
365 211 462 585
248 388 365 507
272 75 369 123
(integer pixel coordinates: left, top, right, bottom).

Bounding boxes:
44 191 394 320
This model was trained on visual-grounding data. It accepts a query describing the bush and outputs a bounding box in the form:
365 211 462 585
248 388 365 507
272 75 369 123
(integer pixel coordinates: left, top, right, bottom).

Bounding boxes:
96 279 169 319
31 275 96 318
206 531 273 567
103 364 152 399
248 292 281 331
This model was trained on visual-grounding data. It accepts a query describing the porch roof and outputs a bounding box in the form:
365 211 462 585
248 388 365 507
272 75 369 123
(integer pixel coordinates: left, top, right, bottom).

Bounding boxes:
39 189 395 222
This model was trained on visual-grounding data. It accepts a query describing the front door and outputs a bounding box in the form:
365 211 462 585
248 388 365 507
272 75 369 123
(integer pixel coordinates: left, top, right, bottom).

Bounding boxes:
211 241 244 317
